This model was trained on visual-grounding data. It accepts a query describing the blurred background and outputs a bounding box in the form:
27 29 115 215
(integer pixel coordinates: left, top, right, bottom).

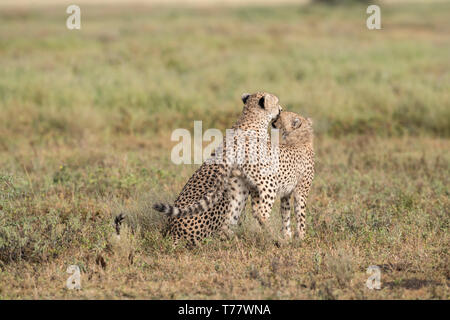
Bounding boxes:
1 0 448 144
0 0 448 299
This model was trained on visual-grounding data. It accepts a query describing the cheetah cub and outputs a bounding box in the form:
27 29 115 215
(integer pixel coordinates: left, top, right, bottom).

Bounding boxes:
273 111 314 239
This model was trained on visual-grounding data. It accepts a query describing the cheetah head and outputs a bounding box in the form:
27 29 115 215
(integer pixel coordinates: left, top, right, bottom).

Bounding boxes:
272 111 313 145
241 92 283 125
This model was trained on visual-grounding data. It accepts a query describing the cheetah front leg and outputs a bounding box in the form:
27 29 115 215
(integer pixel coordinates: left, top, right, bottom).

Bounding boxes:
219 176 249 240
250 187 276 230
280 196 292 239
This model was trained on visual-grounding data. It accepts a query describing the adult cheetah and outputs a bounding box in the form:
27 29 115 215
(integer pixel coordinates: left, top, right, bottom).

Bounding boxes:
153 92 282 245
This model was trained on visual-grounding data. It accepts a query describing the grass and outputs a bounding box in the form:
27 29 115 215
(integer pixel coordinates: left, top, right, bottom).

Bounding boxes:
0 1 449 299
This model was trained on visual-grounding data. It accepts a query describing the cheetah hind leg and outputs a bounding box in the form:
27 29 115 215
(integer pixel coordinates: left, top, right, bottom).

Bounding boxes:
293 186 309 240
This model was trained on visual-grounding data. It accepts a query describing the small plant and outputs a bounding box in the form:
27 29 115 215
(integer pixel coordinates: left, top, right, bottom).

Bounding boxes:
325 249 355 288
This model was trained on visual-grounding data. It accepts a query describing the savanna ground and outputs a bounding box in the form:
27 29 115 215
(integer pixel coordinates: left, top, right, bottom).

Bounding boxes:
0 0 449 299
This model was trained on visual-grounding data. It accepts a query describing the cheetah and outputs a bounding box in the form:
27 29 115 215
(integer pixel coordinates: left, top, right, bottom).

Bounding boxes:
229 111 315 239
153 92 283 245
269 111 314 239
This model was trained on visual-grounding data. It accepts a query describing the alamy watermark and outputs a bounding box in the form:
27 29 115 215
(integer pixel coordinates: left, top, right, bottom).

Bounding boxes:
66 265 81 290
66 5 81 30
366 5 381 30
366 265 381 290
170 121 281 175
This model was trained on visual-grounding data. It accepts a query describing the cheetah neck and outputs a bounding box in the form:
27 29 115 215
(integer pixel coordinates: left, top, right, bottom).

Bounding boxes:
283 131 314 150
232 109 271 132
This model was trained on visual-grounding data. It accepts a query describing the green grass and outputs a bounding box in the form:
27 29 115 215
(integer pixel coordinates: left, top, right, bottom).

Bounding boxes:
0 2 449 299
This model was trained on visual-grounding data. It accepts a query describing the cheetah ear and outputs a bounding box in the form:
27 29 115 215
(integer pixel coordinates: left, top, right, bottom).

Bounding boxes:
292 118 302 129
258 96 265 109
259 94 277 110
241 93 251 104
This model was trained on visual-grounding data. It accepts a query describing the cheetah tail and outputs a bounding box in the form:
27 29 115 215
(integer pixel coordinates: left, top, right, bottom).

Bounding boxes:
152 166 231 218
114 213 126 236
152 185 222 218
152 203 181 216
